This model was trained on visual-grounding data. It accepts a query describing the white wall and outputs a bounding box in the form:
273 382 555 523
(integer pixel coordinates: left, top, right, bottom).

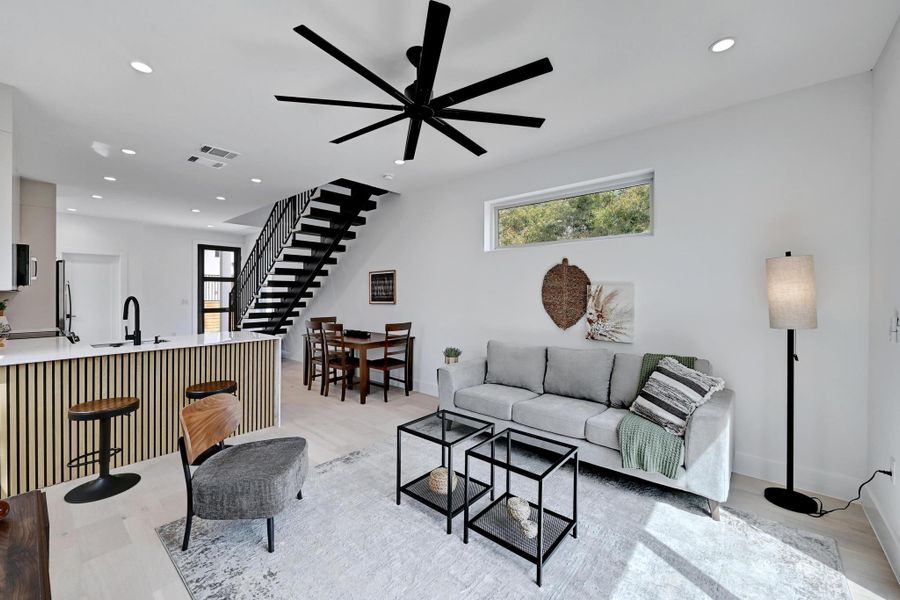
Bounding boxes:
57 213 246 337
291 74 873 501
866 19 900 581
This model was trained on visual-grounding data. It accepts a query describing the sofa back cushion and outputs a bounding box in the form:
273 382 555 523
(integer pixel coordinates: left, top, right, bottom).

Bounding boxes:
543 347 614 403
609 353 712 408
485 340 546 394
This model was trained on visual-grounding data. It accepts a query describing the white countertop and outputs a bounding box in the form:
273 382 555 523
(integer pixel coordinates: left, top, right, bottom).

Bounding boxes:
0 331 279 367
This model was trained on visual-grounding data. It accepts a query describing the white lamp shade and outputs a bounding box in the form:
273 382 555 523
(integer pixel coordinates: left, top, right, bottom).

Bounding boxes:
766 254 818 329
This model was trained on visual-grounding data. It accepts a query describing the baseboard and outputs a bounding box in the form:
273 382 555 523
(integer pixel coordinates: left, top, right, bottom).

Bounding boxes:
864 490 900 584
734 450 863 501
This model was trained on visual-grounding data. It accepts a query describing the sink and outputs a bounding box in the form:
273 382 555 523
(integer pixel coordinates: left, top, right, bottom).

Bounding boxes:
91 341 127 348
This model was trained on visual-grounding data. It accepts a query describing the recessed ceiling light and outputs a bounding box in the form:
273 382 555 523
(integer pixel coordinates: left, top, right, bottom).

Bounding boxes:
394 159 405 165
91 194 103 199
191 209 200 213
709 38 736 53
130 61 153 74
207 224 215 228
250 177 262 184
104 176 116 182
121 148 136 155
215 196 226 201
382 173 394 180
67 208 77 212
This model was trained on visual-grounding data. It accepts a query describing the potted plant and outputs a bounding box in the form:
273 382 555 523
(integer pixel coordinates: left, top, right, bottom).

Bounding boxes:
443 347 462 365
0 299 10 348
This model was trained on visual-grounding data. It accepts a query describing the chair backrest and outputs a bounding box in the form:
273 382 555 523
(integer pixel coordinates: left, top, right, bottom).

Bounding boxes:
383 322 412 361
179 393 242 464
321 322 346 365
305 318 332 355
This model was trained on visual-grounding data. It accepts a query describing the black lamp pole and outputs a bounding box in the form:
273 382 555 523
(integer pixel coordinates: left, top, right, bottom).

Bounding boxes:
764 251 817 513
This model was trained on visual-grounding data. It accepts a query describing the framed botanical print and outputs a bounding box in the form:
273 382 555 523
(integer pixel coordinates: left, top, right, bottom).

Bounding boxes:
369 270 397 304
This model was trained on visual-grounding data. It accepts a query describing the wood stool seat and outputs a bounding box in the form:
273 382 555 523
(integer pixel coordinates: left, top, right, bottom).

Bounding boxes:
185 380 238 400
68 396 140 421
64 397 141 504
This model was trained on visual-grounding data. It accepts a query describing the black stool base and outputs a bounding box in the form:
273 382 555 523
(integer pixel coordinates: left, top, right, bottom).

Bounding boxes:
64 473 141 504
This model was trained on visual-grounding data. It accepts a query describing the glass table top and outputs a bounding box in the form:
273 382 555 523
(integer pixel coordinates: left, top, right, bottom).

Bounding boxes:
467 429 577 480
399 410 493 446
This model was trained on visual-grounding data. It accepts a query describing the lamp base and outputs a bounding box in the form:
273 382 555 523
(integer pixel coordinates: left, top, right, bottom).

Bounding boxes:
763 486 818 514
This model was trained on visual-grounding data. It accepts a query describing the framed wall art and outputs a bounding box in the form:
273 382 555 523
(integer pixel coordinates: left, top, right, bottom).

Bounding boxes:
369 270 397 304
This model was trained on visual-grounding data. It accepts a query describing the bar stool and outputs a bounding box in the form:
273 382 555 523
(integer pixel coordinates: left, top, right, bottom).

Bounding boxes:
64 397 141 504
185 380 238 400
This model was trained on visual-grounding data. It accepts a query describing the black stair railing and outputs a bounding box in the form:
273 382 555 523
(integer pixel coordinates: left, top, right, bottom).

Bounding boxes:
230 187 317 330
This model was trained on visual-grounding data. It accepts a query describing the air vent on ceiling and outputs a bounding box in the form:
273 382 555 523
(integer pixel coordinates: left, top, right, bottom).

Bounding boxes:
200 145 240 160
187 155 226 169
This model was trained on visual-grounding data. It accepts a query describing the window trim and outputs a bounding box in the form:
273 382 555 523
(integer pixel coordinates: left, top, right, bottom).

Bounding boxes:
484 170 654 251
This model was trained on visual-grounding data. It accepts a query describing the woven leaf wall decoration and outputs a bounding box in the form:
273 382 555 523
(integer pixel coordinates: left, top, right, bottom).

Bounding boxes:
541 258 590 329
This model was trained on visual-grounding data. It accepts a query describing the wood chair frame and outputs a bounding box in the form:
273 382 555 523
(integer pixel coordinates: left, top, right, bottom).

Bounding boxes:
367 322 412 402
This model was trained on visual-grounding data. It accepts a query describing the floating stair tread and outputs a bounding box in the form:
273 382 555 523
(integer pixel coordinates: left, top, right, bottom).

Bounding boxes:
306 208 366 226
314 191 376 211
298 224 357 239
273 267 328 276
291 239 346 252
330 178 391 197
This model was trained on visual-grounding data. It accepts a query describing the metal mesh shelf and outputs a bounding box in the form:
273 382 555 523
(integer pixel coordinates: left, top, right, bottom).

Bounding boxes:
467 493 575 564
401 470 490 517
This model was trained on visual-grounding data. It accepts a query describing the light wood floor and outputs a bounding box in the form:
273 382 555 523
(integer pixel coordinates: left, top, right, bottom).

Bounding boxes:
43 360 899 599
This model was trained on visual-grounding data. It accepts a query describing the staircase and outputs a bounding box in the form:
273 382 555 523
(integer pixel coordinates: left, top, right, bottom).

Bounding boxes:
230 178 390 335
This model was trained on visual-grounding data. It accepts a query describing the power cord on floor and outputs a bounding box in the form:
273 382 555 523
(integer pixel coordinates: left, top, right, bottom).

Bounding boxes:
807 469 892 518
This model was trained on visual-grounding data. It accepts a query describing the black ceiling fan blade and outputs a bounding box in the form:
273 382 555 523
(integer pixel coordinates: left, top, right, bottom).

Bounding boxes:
424 117 486 156
330 114 407 144
404 118 423 160
414 1 451 103
294 25 410 105
430 57 553 110
274 96 404 111
435 108 545 128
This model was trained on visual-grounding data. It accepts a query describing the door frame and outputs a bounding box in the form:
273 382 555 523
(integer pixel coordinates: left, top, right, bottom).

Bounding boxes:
196 243 242 334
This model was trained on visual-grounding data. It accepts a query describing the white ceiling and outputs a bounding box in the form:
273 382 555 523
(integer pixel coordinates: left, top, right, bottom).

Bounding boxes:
0 0 897 231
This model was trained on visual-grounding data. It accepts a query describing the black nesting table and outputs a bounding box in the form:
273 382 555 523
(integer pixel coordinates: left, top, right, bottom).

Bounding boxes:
396 410 495 533
464 428 579 587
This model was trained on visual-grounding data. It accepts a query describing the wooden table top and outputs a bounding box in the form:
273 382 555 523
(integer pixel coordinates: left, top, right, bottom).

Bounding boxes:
0 490 51 599
307 331 414 350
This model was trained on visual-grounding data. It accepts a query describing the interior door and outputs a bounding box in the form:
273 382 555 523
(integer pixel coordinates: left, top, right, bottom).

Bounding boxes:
197 244 241 333
61 252 121 343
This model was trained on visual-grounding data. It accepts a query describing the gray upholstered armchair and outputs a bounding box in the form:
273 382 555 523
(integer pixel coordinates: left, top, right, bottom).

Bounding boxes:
177 394 309 552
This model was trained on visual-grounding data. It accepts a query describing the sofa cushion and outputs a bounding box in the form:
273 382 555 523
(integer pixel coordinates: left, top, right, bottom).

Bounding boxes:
455 384 538 420
610 353 713 408
609 353 643 408
512 394 608 439
543 347 614 404
485 340 546 394
585 408 629 450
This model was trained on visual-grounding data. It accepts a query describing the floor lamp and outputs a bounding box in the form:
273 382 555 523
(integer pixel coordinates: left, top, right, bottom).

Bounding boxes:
764 251 818 513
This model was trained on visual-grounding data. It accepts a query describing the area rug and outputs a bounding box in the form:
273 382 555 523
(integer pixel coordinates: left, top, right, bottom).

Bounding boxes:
156 436 850 600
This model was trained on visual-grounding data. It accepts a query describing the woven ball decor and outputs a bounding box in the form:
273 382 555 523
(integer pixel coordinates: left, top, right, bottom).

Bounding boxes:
541 258 590 330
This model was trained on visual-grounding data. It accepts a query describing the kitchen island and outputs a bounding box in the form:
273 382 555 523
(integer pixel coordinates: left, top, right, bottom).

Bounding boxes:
0 331 280 498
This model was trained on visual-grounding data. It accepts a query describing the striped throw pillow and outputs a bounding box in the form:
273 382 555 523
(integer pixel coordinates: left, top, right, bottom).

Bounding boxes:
630 357 725 436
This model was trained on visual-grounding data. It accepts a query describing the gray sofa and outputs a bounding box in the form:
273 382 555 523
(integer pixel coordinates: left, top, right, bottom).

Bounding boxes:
437 341 734 517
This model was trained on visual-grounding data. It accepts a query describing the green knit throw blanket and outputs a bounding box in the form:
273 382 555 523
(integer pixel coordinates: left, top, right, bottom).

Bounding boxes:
619 353 696 479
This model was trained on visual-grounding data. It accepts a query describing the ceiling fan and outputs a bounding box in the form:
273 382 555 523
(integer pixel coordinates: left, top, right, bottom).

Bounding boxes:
275 0 553 161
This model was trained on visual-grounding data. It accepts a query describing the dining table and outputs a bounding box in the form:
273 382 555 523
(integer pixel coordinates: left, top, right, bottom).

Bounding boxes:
302 331 415 404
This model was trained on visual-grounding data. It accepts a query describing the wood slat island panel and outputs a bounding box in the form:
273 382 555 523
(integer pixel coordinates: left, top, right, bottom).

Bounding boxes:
0 338 279 498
